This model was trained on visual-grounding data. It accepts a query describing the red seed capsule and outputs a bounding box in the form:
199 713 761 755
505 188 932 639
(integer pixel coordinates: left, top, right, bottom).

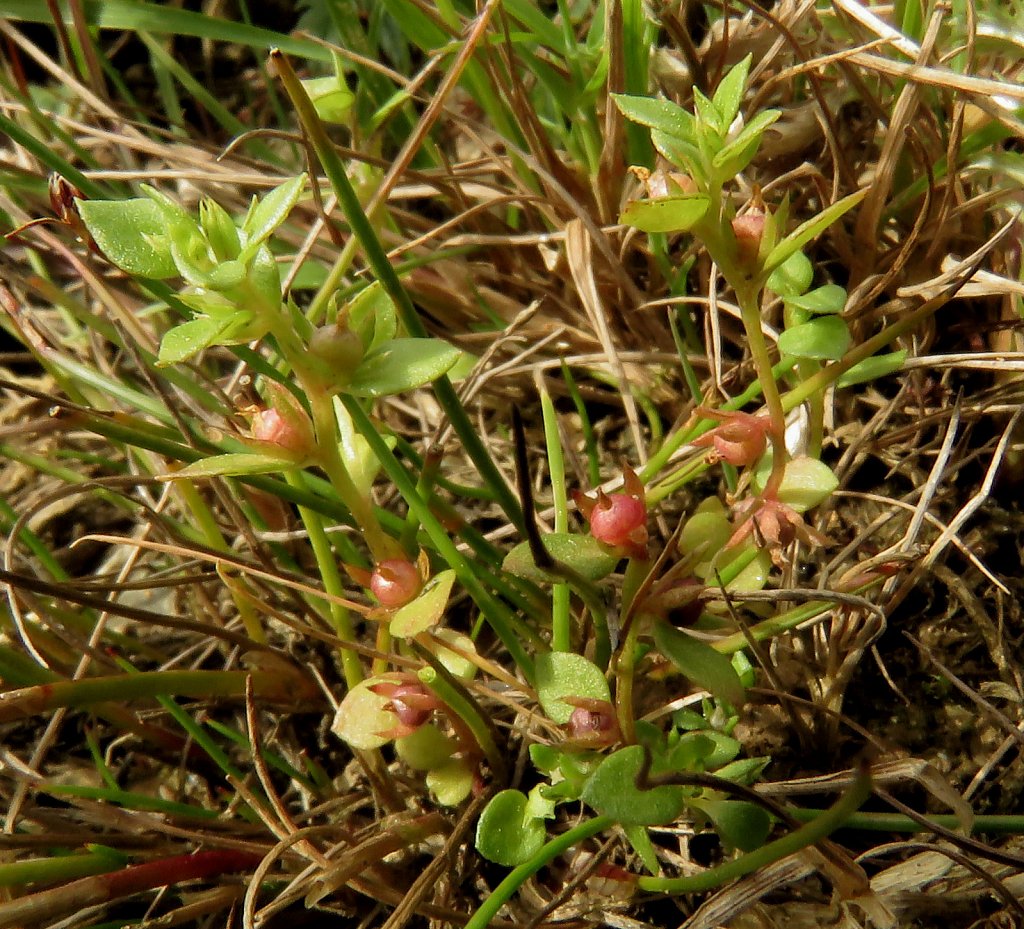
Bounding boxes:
370 559 423 608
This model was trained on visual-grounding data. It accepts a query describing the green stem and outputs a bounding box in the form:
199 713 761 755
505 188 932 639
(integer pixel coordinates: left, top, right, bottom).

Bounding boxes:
637 767 871 893
271 49 526 534
463 817 614 929
286 470 364 689
735 282 787 496
789 808 1024 835
0 669 315 723
416 661 505 784
541 389 572 652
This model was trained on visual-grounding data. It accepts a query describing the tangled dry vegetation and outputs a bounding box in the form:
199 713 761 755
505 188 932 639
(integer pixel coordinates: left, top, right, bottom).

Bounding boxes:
1 1 1024 927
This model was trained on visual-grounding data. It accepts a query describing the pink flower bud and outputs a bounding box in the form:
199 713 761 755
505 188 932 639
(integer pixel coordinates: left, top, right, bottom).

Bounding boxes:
732 209 766 268
691 409 771 468
251 407 313 458
371 559 423 609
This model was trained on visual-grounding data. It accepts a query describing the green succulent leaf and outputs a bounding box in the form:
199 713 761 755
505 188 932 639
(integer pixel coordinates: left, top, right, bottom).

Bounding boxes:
503 532 619 583
427 759 474 806
693 799 772 852
389 569 456 639
612 94 696 141
582 745 686 826
301 75 354 124
836 350 907 388
711 55 752 129
347 339 463 398
240 174 306 262
76 198 178 278
620 195 710 233
157 316 233 365
767 250 814 297
764 188 868 275
653 620 745 706
535 652 610 724
778 316 851 360
170 453 297 479
395 723 456 771
475 789 547 867
784 284 847 315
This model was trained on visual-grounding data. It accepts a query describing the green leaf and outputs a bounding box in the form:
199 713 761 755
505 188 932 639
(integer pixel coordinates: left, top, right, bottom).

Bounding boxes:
692 87 722 136
389 570 456 638
582 745 686 826
836 350 906 388
76 198 178 278
620 195 710 233
784 283 847 315
778 316 850 360
330 678 398 750
157 316 232 365
653 620 745 706
475 789 547 866
711 54 752 130
624 824 660 875
395 723 456 771
692 799 772 852
612 94 696 140
347 282 397 352
764 188 868 274
430 628 479 681
711 109 781 176
301 75 354 124
650 128 702 173
767 250 813 297
535 652 610 724
755 456 839 512
171 453 296 479
502 532 619 583
240 174 306 261
776 457 839 512
347 339 462 398
427 759 474 806
199 198 241 261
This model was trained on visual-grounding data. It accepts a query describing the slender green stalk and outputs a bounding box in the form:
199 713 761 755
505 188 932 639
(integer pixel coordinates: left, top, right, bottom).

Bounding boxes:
541 389 571 652
286 471 363 689
270 49 526 534
789 807 1024 835
416 662 505 784
734 281 788 496
0 669 311 723
463 816 614 929
637 768 871 893
0 852 124 888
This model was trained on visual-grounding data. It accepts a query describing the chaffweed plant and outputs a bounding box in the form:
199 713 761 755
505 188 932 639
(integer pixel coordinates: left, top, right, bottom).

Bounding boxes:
0 35 918 927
